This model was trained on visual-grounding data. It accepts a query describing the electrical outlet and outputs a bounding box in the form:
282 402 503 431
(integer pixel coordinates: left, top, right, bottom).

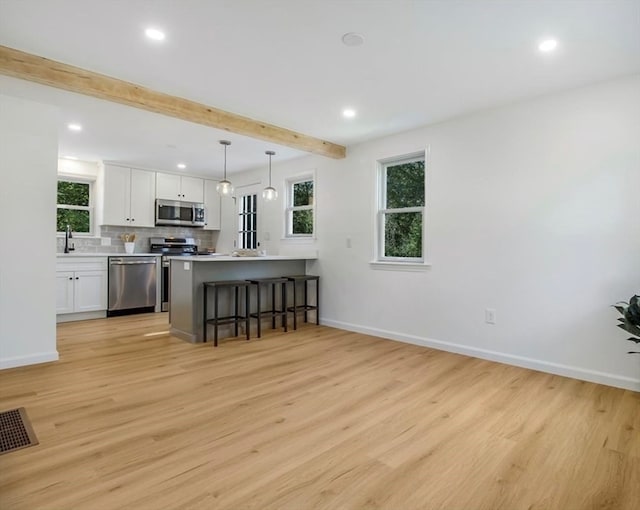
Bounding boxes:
485 308 496 324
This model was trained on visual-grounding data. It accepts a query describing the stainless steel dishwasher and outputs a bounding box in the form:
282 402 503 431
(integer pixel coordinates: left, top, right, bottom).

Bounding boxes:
108 256 157 316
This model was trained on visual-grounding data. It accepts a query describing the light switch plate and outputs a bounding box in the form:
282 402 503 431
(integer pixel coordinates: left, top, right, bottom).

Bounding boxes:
183 262 190 271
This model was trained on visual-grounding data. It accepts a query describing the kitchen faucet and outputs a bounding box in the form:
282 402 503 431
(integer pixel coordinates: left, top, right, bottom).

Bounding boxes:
64 224 74 253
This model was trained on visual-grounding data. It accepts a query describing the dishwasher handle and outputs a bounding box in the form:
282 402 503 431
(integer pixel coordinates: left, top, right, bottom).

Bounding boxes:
109 258 157 265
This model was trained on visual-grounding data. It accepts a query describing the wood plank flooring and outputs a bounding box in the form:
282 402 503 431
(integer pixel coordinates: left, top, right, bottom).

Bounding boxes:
0 314 638 509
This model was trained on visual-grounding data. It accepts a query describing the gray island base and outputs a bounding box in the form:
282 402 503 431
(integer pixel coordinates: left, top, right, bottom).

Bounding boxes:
169 255 317 343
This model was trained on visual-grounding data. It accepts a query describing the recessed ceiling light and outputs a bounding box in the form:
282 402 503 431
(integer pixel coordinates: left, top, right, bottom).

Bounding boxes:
342 108 356 119
177 163 186 169
145 28 166 41
538 39 558 53
342 32 364 47
67 123 82 131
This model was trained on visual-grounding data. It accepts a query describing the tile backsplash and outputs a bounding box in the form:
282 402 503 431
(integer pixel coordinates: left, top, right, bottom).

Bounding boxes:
57 225 218 253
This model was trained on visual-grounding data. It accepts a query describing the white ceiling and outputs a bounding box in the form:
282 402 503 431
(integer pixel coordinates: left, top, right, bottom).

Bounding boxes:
1 0 639 177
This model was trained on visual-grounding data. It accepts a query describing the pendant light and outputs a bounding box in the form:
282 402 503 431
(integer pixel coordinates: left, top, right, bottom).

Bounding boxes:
216 140 234 196
262 150 277 201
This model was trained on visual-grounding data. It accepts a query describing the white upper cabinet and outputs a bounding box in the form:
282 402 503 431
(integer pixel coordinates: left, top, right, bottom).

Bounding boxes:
156 173 204 203
203 179 221 230
102 164 155 227
129 169 156 226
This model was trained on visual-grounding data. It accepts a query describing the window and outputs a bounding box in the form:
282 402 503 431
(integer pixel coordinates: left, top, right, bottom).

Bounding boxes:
376 153 425 263
286 176 314 237
57 178 93 234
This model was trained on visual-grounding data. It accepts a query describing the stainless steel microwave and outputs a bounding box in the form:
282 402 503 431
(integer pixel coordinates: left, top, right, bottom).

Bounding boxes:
155 199 206 227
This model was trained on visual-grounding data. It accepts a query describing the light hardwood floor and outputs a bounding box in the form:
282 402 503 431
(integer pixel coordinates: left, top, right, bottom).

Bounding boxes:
0 314 638 509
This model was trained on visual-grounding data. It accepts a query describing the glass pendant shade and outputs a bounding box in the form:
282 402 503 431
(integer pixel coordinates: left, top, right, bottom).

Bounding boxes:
217 179 234 195
217 140 233 196
262 186 277 201
263 150 277 201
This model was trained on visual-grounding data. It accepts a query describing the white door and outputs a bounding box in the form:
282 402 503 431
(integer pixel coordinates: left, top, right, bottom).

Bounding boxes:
235 183 261 250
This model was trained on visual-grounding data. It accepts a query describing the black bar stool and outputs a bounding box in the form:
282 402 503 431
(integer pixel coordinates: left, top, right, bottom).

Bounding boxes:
203 280 250 346
247 277 289 338
284 275 319 330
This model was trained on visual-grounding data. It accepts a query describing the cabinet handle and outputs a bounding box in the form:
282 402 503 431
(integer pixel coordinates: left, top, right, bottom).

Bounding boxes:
131 218 135 222
126 218 130 221
68 277 73 280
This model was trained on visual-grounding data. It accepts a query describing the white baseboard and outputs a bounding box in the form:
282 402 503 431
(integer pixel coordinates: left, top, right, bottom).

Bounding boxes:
321 318 640 392
57 311 106 323
0 351 59 370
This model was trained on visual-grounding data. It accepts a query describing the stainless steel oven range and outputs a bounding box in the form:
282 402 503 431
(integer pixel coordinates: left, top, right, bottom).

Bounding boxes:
149 237 198 312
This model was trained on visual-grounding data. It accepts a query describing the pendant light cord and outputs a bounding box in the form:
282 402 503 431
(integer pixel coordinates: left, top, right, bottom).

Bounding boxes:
223 144 227 180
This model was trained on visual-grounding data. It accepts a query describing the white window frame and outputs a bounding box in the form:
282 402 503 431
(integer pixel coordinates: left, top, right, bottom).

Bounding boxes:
372 150 429 270
285 173 315 239
56 176 94 236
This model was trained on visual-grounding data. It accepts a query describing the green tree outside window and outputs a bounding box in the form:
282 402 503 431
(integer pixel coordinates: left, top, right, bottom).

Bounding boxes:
57 180 92 233
380 158 425 260
288 179 314 236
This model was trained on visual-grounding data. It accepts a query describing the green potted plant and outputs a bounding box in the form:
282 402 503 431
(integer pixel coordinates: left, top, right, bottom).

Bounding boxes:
613 294 640 354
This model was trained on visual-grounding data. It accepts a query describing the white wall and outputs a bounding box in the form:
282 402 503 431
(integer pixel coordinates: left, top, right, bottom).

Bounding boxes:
0 95 59 368
57 158 99 179
228 76 640 391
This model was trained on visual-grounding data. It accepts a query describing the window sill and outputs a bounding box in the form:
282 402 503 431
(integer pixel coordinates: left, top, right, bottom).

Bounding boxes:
369 261 432 272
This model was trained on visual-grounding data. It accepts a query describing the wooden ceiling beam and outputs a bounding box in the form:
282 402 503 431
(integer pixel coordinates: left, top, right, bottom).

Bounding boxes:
0 45 346 159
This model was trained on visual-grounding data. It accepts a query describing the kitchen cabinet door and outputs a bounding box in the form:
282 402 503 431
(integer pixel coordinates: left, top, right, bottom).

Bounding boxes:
102 164 130 225
180 176 204 203
75 270 107 312
203 179 221 230
156 173 204 202
129 168 156 227
102 165 155 227
56 271 75 314
156 173 182 201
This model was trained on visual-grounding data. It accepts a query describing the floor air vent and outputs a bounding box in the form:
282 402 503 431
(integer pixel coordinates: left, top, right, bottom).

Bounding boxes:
0 407 39 455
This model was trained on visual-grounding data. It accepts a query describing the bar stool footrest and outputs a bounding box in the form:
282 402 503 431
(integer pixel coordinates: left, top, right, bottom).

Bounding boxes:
250 309 286 318
206 315 248 326
287 304 317 312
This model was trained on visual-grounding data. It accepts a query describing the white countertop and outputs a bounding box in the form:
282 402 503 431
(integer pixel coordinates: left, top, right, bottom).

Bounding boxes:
57 253 161 257
169 254 317 262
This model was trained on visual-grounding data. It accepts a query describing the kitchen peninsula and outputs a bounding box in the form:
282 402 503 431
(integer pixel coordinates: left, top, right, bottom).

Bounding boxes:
169 255 317 342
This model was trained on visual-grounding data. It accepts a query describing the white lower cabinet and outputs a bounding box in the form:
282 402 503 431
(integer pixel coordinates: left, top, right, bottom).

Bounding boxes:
56 257 107 319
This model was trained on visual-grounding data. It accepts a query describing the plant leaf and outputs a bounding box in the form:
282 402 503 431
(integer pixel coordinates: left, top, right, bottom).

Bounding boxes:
626 337 640 344
618 322 640 337
613 305 626 315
